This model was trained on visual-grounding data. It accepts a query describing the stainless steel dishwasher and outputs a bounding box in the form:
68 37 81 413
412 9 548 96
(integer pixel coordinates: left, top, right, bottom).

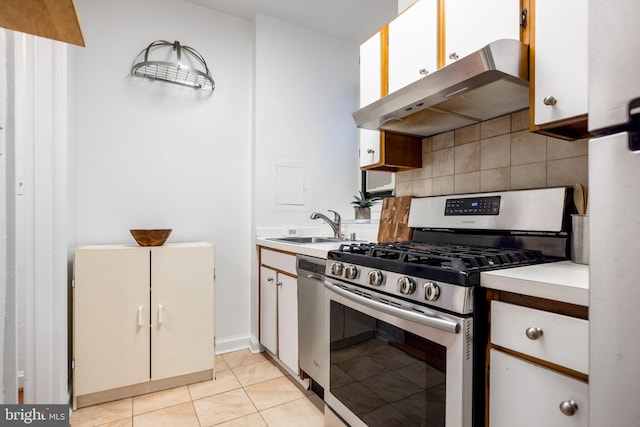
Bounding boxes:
296 254 327 391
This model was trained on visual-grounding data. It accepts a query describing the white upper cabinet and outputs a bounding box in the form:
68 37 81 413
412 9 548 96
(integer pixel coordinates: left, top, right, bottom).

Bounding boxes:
444 0 521 66
359 29 384 169
533 0 588 126
359 130 382 168
359 31 384 107
388 0 438 93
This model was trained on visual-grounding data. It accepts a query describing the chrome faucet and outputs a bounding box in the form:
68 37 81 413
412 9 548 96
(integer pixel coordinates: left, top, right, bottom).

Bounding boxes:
310 210 341 238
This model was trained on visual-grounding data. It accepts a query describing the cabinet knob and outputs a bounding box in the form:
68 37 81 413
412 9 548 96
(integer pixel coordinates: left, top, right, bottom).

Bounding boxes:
419 68 429 76
276 281 283 287
559 400 579 416
448 52 459 61
525 327 543 340
267 277 274 282
366 148 375 154
543 96 558 106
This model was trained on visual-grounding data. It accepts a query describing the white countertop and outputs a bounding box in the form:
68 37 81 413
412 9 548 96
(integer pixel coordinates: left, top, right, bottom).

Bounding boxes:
256 237 354 258
481 260 589 306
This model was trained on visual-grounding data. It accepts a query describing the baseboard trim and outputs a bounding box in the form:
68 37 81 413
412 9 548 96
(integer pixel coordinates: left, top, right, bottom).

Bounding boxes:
215 334 261 355
73 370 213 410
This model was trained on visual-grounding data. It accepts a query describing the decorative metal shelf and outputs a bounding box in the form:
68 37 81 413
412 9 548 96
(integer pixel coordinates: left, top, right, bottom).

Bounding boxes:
131 40 215 92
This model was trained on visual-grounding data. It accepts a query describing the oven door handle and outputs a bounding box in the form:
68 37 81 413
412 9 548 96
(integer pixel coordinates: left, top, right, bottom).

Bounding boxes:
324 281 461 334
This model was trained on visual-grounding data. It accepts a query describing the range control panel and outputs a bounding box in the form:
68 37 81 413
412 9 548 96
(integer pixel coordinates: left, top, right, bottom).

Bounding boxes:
445 195 501 216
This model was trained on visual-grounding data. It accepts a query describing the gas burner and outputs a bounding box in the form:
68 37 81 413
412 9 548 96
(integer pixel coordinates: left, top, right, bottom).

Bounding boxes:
335 242 547 273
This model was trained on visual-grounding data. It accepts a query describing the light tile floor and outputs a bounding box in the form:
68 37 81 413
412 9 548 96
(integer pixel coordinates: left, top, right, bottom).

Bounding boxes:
70 350 325 427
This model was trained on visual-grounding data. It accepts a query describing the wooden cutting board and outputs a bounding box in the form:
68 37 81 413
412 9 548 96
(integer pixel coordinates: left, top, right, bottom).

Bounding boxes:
377 196 413 242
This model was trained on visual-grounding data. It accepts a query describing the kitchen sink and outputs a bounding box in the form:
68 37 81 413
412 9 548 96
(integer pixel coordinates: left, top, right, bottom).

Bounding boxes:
267 236 345 244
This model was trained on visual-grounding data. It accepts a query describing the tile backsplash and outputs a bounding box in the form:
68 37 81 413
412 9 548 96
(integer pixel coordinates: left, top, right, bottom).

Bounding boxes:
395 109 589 197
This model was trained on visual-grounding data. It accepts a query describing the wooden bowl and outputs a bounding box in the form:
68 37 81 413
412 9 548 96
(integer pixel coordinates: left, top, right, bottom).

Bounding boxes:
130 229 172 246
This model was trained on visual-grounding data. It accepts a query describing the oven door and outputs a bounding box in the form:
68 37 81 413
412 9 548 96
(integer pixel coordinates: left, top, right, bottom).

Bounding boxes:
324 278 473 427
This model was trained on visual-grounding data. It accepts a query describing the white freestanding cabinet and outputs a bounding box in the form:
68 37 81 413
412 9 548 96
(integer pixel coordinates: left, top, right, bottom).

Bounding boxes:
73 242 214 408
259 248 299 374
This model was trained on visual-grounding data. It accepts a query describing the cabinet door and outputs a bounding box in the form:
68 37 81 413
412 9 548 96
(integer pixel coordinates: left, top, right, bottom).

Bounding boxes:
260 266 278 355
388 0 438 93
534 0 587 125
445 0 520 66
359 129 382 167
359 30 384 168
277 273 299 373
360 30 383 107
150 244 215 380
490 350 588 427
74 247 150 395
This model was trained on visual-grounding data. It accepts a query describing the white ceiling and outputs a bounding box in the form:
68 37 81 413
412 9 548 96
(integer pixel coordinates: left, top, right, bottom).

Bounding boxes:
181 0 398 43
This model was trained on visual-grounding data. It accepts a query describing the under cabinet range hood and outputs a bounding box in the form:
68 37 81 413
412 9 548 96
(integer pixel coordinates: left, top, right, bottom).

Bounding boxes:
353 39 529 138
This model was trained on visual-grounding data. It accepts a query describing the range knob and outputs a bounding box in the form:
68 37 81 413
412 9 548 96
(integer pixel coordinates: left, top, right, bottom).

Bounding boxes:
368 270 384 286
344 265 358 280
423 282 441 301
330 262 344 276
397 276 416 295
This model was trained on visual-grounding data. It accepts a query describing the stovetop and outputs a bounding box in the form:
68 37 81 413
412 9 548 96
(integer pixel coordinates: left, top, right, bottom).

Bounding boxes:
327 241 551 286
325 241 560 315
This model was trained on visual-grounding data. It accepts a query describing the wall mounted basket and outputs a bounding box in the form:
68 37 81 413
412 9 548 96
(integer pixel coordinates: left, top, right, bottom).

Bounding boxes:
130 40 215 92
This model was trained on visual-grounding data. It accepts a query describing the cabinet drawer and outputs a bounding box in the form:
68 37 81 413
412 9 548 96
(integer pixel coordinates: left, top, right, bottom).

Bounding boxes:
260 248 296 276
491 301 588 374
490 349 588 427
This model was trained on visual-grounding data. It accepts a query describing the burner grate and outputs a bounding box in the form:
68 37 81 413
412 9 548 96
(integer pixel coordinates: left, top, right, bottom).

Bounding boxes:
336 241 546 273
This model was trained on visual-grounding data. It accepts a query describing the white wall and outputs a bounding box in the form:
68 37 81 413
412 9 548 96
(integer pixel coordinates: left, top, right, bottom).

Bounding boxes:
251 15 362 345
253 15 360 229
74 0 253 350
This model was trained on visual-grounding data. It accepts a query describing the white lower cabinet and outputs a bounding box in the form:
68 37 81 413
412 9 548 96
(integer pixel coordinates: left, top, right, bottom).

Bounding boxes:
489 300 588 426
490 350 588 427
259 248 299 374
73 243 215 408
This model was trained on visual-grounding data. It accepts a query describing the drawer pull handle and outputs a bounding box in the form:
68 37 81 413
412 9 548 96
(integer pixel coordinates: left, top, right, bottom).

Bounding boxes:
137 306 144 327
559 400 578 416
525 327 543 340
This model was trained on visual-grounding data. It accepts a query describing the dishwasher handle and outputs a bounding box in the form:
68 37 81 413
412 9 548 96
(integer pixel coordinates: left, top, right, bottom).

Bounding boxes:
324 281 460 334
305 273 325 282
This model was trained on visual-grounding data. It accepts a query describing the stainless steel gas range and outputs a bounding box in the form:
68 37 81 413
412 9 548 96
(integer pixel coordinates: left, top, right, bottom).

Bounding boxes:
323 187 573 427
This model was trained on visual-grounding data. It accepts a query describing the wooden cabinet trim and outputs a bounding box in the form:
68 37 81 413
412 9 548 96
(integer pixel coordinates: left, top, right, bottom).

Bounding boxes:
258 245 298 257
260 265 297 280
486 288 588 320
437 0 445 68
491 345 589 382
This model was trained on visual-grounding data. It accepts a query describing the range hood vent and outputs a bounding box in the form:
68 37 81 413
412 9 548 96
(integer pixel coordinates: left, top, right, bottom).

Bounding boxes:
353 39 529 138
